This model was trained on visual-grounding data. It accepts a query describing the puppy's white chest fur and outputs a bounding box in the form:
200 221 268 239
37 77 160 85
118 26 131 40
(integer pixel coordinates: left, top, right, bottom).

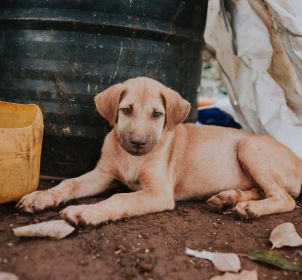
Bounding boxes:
116 158 143 191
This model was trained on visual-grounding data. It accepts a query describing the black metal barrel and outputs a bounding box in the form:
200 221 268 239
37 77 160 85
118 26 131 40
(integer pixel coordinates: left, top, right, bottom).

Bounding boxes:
0 0 208 177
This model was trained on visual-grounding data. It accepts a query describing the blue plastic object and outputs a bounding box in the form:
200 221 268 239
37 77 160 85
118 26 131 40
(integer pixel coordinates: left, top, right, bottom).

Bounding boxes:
198 107 241 129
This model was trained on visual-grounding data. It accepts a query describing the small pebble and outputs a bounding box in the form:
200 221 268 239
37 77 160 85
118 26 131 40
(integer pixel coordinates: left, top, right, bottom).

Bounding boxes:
79 260 88 266
137 260 154 272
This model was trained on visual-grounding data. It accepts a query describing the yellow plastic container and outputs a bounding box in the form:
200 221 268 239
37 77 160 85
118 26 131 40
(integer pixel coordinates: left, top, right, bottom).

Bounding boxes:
0 101 44 204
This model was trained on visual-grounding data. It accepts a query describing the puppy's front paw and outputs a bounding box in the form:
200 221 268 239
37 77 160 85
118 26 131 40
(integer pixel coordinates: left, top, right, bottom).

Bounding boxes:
16 191 57 213
60 205 102 226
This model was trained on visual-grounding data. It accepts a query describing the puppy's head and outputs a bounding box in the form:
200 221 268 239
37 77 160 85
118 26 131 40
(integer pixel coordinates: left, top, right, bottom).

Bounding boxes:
95 77 190 156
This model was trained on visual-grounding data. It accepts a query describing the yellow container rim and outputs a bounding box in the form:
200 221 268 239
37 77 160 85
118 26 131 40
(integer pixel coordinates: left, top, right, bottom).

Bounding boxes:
0 101 42 129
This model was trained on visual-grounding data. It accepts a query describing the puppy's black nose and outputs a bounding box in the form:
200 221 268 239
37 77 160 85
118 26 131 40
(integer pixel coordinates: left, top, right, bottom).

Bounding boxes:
130 137 147 149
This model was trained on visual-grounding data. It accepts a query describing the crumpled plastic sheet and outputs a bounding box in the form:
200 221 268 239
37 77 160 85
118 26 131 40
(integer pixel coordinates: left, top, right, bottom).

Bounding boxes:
205 0 302 159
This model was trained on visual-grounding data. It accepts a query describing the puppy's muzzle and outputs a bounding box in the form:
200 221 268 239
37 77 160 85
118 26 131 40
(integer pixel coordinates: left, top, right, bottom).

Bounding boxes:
130 136 147 150
120 134 154 156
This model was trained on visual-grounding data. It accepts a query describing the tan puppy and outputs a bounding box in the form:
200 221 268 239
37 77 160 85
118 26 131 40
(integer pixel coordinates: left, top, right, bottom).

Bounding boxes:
17 77 302 225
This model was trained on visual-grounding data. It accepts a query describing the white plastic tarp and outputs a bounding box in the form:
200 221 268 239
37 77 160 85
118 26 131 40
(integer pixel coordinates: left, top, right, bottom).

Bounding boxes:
204 0 302 159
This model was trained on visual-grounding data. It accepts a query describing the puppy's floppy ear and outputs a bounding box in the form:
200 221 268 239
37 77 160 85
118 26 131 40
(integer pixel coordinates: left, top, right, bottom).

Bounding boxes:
94 83 127 126
161 86 191 130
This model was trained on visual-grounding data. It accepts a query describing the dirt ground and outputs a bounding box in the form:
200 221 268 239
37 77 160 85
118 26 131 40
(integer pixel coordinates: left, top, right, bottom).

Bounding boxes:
0 182 302 280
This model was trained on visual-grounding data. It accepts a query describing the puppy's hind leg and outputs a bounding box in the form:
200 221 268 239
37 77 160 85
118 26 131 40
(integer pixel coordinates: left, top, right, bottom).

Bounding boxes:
234 138 297 218
207 188 263 209
17 162 113 213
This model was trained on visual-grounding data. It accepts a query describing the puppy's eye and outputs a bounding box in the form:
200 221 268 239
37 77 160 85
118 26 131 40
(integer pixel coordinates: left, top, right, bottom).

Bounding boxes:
120 107 132 115
152 111 163 118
